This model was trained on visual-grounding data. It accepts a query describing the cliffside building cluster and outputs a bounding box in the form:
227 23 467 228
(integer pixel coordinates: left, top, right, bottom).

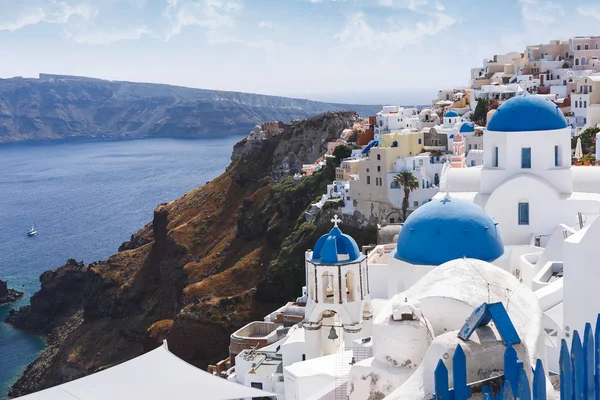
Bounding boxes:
225 93 600 400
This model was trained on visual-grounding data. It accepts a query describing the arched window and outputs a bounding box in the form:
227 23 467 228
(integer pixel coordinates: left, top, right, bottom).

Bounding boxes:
576 58 580 66
582 57 588 66
322 272 335 304
345 271 355 302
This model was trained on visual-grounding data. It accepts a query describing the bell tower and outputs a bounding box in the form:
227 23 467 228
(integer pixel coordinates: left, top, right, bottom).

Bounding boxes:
304 215 373 359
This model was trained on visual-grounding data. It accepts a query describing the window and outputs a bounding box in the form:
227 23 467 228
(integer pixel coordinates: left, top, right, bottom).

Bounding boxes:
578 45 581 50
322 272 335 304
302 354 306 361
585 101 587 108
468 144 472 150
521 148 531 169
367 176 371 185
422 179 425 188
518 202 530 225
434 173 439 186
413 201 418 207
555 145 560 167
251 382 264 390
418 138 422 144
471 160 476 167
346 196 350 200
586 45 589 50
345 271 355 302
377 166 381 172
419 159 423 166
366 168 369 172
493 146 499 167
377 154 381 160
390 217 395 224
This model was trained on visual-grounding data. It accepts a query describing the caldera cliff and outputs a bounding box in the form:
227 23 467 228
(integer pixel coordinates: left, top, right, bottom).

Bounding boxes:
0 74 380 142
5 111 377 397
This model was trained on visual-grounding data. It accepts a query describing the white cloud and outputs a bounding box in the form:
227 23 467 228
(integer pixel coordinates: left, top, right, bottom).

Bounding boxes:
435 2 445 11
408 0 428 11
258 20 273 28
335 11 455 51
162 0 243 40
0 8 46 31
68 26 150 45
0 2 96 31
578 6 600 22
520 0 563 24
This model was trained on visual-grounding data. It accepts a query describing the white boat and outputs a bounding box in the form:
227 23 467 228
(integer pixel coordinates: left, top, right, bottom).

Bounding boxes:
27 221 38 237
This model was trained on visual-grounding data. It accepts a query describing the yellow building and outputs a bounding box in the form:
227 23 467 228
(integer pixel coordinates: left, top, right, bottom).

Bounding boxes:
350 132 424 222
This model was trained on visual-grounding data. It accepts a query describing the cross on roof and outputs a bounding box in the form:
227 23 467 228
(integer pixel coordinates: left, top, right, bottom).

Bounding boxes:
331 215 341 228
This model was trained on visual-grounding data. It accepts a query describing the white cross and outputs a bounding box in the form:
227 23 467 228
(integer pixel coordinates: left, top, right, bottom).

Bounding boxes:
331 215 341 228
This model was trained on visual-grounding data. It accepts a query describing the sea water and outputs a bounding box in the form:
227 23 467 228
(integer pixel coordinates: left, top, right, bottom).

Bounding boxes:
0 136 241 398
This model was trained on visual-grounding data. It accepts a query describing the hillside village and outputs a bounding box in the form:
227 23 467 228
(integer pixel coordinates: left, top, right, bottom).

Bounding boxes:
12 36 600 400
218 35 600 399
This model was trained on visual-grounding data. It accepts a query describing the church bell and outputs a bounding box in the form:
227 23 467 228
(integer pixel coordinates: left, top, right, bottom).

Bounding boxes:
328 326 338 340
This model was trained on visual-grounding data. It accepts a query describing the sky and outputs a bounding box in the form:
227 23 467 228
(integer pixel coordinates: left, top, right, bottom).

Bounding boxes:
0 0 599 105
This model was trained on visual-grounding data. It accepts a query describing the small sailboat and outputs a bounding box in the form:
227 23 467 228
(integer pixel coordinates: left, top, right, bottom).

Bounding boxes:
27 220 38 237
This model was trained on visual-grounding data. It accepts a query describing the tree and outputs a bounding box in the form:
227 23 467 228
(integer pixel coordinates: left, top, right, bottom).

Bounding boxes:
572 127 600 155
471 98 491 125
332 145 352 167
393 171 420 221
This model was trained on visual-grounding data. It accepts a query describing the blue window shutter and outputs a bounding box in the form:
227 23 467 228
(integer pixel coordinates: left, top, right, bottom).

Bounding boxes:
493 147 499 167
521 148 531 169
518 202 529 225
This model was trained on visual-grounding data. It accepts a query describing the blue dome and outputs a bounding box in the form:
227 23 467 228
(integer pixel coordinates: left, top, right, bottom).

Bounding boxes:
459 122 475 133
487 95 567 132
312 226 362 264
445 110 459 118
394 198 504 265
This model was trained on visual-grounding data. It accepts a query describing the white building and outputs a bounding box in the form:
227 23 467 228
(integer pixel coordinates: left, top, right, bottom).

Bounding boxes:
375 106 419 134
436 95 600 245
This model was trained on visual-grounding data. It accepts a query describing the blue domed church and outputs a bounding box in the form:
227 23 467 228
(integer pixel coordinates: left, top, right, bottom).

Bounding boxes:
303 216 373 360
434 95 600 246
387 197 505 295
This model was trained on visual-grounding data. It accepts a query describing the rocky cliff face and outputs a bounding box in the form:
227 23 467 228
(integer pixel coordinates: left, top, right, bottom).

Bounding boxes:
0 74 380 142
6 111 377 397
0 280 23 305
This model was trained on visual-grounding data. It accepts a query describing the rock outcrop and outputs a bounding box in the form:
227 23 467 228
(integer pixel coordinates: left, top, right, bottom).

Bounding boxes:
0 74 380 142
6 111 377 397
0 280 23 305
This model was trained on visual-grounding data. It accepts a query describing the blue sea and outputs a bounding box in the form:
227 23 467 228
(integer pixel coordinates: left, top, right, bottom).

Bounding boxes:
0 136 242 398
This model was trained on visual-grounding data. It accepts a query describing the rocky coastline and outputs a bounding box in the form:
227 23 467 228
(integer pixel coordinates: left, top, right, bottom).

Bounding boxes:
5 111 377 397
0 280 24 305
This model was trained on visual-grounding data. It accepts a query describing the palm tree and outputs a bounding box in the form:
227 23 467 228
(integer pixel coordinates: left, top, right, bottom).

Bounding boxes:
393 171 419 221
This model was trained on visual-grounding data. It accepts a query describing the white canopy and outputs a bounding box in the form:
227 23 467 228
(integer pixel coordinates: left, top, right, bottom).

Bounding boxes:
17 341 276 400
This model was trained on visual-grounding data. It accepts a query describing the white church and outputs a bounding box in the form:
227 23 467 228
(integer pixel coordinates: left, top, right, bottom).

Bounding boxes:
226 95 600 400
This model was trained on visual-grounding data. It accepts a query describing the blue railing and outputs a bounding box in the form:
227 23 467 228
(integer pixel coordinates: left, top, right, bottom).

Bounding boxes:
433 315 600 399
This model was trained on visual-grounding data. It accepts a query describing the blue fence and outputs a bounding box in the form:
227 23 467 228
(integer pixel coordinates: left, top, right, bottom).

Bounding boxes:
433 314 600 399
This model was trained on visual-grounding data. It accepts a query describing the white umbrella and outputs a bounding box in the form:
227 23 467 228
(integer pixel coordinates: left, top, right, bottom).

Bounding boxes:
575 137 583 160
